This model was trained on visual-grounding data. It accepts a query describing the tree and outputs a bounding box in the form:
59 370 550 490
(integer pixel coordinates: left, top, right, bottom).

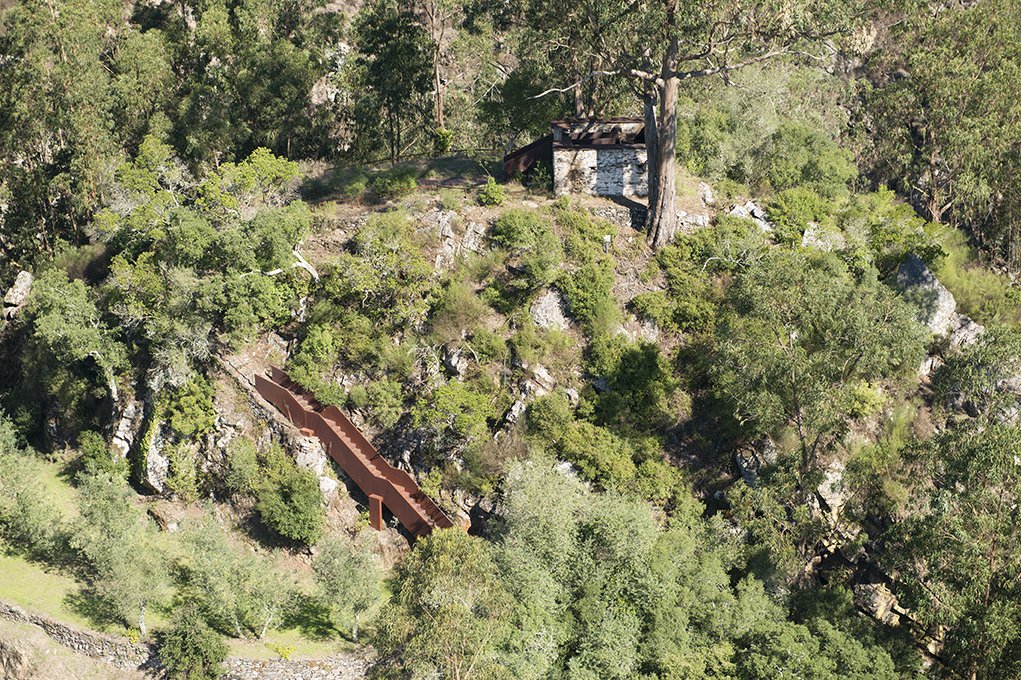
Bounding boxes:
183 521 291 639
866 0 1021 268
255 447 325 546
885 422 1021 679
713 250 926 491
520 0 876 247
375 528 513 679
353 0 434 163
313 534 383 641
158 606 229 680
0 414 62 557
71 474 171 637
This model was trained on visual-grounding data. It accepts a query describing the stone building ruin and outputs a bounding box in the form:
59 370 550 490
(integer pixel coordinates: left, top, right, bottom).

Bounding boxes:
503 118 648 199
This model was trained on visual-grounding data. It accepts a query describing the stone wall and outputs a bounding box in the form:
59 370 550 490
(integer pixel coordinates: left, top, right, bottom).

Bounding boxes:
0 599 372 679
0 601 153 670
222 654 373 680
553 147 648 198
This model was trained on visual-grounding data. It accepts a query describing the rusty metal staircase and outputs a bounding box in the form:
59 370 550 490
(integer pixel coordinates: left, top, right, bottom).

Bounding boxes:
254 367 454 537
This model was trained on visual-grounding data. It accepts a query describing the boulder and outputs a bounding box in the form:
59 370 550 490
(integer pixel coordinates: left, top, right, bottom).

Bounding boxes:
949 314 985 349
896 254 958 336
143 425 170 493
443 346 469 376
530 289 570 331
801 221 845 252
110 398 144 461
2 271 33 319
677 211 711 234
697 181 716 206
728 201 774 233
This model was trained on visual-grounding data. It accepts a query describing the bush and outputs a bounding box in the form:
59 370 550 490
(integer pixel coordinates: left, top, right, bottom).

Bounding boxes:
557 260 620 336
158 607 228 680
168 377 217 440
225 437 260 495
78 430 128 480
255 447 325 545
767 187 834 246
492 209 563 292
366 379 404 429
526 392 574 444
370 168 417 201
630 291 677 331
477 176 506 206
754 121 857 198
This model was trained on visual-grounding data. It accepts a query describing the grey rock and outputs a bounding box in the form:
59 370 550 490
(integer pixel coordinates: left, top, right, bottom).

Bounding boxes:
564 387 580 406
697 181 716 206
801 221 845 252
443 346 469 376
143 425 170 493
817 460 847 516
2 271 32 319
949 314 985 348
461 222 487 253
677 211 711 234
735 439 778 486
530 289 570 331
896 254 958 336
728 201 774 233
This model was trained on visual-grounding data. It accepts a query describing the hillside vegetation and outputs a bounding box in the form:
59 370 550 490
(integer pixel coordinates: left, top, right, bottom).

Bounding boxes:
1 1 1021 679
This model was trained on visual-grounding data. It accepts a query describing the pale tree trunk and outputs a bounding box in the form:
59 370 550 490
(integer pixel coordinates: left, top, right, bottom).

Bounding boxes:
646 60 679 246
138 603 147 639
645 1 680 249
352 611 359 642
643 86 659 220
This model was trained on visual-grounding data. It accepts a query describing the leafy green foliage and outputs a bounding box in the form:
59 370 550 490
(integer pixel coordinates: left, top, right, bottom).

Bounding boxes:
492 209 563 291
754 121 857 197
158 606 229 680
478 176 507 206
313 535 383 641
254 448 325 546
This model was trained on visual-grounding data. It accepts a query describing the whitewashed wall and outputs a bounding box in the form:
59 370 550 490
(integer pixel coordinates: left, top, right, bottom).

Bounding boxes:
553 147 648 198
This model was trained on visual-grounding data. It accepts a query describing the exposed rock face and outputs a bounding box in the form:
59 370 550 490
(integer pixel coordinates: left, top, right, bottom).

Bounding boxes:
0 633 33 680
896 254 958 336
3 271 33 319
143 424 170 493
853 583 905 627
817 460 847 517
949 314 985 349
801 221 845 252
461 221 487 254
530 289 570 331
293 436 340 500
735 439 778 486
728 201 774 233
443 346 469 376
110 398 143 461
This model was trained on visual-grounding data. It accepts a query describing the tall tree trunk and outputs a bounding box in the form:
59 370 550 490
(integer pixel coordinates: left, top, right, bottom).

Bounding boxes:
572 56 584 118
643 86 659 221
646 63 679 246
434 53 444 129
352 611 359 642
138 604 147 639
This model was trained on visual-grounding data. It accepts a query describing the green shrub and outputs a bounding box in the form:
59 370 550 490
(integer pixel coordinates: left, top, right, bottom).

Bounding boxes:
438 188 463 211
367 379 404 429
560 422 636 491
78 430 128 480
370 168 418 200
166 443 199 502
630 291 677 331
347 384 369 409
767 187 834 246
526 392 574 444
225 437 260 495
754 122 857 197
477 176 506 206
158 606 228 680
255 447 325 545
492 209 563 291
433 127 454 155
168 377 217 440
557 260 620 336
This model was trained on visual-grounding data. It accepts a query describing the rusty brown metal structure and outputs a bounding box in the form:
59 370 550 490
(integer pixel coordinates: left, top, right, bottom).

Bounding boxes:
254 367 455 538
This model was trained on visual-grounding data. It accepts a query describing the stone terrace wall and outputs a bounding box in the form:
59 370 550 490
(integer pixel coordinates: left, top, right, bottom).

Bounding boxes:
0 601 152 670
0 599 372 679
553 146 648 198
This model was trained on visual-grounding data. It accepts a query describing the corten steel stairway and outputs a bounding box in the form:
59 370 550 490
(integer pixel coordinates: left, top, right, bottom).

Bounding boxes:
254 367 455 538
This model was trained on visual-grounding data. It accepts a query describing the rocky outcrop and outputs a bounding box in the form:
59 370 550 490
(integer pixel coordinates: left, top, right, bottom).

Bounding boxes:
3 271 33 319
728 201 774 233
530 289 570 331
896 254 958 337
817 460 847 518
735 439 778 486
697 181 716 206
801 221 845 252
